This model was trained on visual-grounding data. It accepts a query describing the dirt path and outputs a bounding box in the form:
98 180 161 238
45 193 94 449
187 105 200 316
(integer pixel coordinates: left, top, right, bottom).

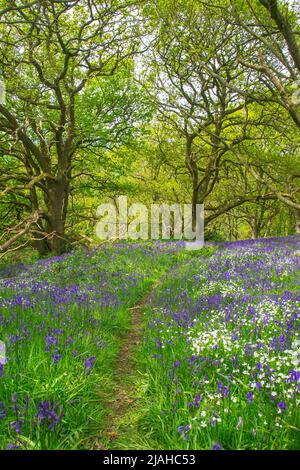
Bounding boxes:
89 285 156 450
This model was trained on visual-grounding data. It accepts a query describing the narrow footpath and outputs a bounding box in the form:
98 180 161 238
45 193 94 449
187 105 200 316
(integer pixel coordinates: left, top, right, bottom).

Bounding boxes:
89 283 158 450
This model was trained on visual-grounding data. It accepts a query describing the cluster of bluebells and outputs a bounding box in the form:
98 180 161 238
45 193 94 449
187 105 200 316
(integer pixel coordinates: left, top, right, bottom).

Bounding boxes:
1 394 63 448
0 394 29 449
146 236 300 449
177 424 191 441
35 401 64 431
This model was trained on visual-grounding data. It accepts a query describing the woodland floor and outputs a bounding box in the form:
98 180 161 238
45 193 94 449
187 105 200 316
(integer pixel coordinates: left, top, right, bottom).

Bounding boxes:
87 282 158 450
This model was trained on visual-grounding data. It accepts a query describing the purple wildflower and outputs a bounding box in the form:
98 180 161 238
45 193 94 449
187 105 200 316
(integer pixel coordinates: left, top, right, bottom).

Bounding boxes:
212 442 222 450
255 382 262 392
10 419 24 434
84 356 96 376
35 400 64 431
277 402 286 412
0 401 6 420
24 395 29 413
45 335 58 353
52 352 62 365
12 393 19 413
178 424 191 441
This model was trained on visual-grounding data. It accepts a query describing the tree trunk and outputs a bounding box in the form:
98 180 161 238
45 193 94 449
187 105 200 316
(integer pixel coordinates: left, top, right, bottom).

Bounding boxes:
33 235 49 257
250 224 258 239
192 185 199 235
46 179 69 254
185 135 200 236
295 209 300 235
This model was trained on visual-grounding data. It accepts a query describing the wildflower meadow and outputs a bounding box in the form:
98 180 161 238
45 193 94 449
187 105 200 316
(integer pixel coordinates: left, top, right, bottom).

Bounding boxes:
0 238 299 450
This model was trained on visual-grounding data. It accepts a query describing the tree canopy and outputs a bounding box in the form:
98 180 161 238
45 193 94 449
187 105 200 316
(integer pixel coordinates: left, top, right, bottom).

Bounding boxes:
0 0 300 257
